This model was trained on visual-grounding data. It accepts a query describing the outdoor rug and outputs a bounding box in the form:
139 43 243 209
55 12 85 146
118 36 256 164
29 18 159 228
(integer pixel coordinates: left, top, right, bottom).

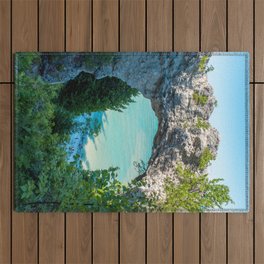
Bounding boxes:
14 52 249 212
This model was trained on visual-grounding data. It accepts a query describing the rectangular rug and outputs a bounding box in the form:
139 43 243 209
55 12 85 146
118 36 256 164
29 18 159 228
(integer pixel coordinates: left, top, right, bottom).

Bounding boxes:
14 52 249 212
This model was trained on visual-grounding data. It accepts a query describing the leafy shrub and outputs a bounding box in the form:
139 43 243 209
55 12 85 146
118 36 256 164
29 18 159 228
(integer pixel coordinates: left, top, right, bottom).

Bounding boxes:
198 147 215 170
193 91 208 106
196 117 209 129
162 165 233 212
199 55 209 72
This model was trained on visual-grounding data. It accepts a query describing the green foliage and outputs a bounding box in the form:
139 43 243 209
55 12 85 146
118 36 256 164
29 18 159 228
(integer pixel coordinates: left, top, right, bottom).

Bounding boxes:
162 166 233 212
193 91 208 106
198 55 214 73
199 147 215 170
199 55 209 72
58 71 140 115
15 53 148 212
84 53 114 68
196 117 209 129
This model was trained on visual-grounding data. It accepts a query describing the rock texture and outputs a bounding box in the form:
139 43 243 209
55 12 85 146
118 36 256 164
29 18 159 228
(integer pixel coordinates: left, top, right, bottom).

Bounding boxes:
37 52 219 200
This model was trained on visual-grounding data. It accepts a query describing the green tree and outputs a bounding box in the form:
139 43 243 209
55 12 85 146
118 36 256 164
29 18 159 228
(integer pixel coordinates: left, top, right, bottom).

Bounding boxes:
193 91 208 106
162 166 233 212
58 72 140 115
199 147 215 170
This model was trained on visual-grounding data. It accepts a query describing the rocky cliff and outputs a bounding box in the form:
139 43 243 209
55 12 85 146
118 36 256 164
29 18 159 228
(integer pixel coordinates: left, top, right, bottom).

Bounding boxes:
37 52 219 200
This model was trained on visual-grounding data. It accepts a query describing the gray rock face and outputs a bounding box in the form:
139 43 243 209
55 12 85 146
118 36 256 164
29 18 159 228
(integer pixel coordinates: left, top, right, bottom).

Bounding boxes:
38 52 219 200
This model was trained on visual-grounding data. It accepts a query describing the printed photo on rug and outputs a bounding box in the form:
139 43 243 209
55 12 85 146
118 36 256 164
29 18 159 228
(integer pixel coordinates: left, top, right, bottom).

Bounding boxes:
14 52 249 212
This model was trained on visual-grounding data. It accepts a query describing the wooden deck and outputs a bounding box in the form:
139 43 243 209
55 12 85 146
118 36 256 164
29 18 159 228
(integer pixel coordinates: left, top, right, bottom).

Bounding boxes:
0 0 262 263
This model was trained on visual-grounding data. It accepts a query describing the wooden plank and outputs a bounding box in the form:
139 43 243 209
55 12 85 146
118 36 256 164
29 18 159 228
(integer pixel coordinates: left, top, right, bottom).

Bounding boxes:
201 0 227 263
0 0 10 81
66 213 91 264
39 0 65 51
255 0 264 82
66 0 92 51
39 214 65 264
174 214 199 264
120 214 145 264
227 1 254 262
119 1 146 263
93 0 118 51
147 214 172 263
174 0 199 51
92 1 119 263
147 0 173 51
65 0 92 263
120 0 145 51
201 214 226 263
174 1 200 263
147 1 173 263
201 0 226 51
255 85 264 263
39 0 65 263
93 214 119 264
228 0 253 81
11 1 38 262
0 84 11 264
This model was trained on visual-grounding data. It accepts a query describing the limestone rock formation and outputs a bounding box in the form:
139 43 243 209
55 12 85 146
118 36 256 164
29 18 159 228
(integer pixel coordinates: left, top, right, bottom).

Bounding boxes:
37 52 219 200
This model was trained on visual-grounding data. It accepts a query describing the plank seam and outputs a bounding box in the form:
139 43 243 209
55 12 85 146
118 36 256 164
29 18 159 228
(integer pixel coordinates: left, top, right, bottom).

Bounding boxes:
10 0 13 262
145 0 147 51
253 0 256 261
145 214 147 264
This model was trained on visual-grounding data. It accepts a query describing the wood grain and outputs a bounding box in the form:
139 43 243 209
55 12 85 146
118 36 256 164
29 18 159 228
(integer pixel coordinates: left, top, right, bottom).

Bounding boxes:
174 0 199 51
0 0 10 81
119 1 146 263
255 0 264 82
174 1 200 263
147 0 173 51
65 1 92 263
11 1 38 262
120 213 145 264
39 0 65 51
228 0 253 81
39 0 65 263
255 85 264 264
39 214 65 264
66 213 92 264
174 214 199 264
201 0 226 51
201 214 226 264
0 84 11 264
147 1 173 262
147 214 172 263
201 0 227 263
120 0 145 52
93 0 118 51
227 1 254 263
93 213 119 264
66 0 92 52
92 1 119 263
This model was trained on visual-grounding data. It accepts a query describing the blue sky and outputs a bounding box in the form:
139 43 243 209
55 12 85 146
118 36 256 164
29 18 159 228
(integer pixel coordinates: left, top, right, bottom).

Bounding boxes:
207 53 249 211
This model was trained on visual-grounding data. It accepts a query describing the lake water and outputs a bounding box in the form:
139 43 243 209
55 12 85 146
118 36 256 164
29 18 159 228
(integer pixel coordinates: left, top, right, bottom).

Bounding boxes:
83 93 159 183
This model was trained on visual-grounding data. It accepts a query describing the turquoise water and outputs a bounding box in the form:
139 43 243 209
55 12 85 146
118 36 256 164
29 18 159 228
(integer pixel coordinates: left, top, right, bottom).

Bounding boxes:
83 93 159 183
